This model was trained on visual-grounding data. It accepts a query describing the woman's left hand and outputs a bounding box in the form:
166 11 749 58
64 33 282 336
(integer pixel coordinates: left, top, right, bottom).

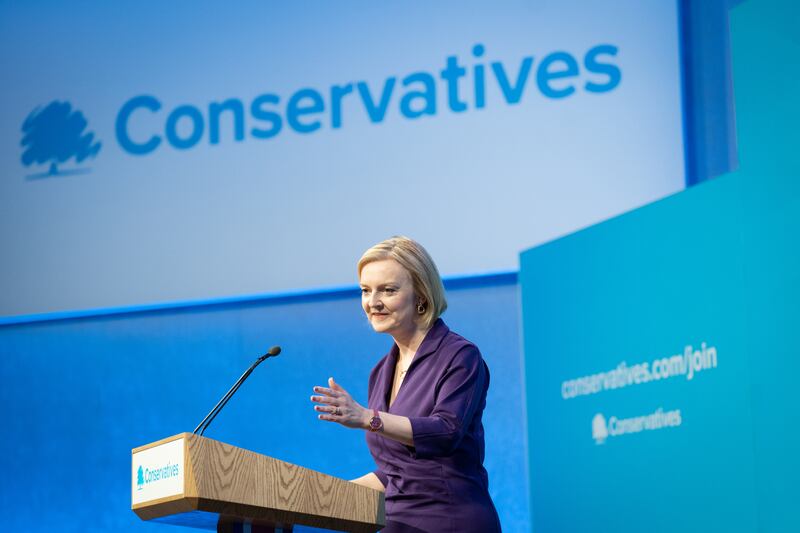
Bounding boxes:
311 377 370 429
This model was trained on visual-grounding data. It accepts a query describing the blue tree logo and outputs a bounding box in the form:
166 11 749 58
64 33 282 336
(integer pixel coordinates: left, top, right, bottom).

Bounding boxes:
137 466 144 490
20 101 101 179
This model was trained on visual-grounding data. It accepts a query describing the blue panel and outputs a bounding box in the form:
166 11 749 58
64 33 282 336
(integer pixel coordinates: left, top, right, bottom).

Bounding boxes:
0 278 528 532
519 176 758 532
728 0 800 529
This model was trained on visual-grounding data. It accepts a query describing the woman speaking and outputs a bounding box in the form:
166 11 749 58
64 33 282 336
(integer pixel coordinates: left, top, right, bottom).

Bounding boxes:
310 236 501 532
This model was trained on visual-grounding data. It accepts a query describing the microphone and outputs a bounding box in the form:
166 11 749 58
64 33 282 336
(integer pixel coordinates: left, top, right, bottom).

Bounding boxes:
193 346 281 436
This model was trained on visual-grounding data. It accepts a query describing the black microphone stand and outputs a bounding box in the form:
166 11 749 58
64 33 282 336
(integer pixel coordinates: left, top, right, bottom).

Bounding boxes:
193 346 281 436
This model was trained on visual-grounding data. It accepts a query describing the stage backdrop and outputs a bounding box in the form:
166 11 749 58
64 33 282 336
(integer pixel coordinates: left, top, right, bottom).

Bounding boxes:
0 0 686 317
0 275 528 532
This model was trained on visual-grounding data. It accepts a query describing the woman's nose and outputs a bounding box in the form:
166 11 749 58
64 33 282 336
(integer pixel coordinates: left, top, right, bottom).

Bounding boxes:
368 293 382 308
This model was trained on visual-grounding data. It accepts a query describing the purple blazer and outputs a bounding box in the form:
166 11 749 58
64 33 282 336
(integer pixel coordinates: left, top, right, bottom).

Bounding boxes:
366 319 501 533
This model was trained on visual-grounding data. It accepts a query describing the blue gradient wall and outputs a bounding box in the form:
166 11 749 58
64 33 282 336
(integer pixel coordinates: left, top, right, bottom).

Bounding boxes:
0 276 527 532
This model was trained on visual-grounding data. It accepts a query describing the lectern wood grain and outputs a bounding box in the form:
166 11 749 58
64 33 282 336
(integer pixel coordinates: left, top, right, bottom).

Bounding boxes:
132 433 384 533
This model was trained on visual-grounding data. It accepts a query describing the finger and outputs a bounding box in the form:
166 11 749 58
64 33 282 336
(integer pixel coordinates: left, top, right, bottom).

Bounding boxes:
313 405 340 414
310 395 338 405
313 386 340 397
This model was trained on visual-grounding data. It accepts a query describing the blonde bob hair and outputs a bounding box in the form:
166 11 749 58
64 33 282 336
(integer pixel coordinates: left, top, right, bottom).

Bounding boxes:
358 236 447 329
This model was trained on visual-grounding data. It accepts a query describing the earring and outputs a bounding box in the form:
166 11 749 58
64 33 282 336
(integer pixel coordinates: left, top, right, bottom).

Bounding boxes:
417 302 425 314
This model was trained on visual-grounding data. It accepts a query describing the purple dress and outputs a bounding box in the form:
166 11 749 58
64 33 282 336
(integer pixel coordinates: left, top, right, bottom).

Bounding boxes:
366 319 501 533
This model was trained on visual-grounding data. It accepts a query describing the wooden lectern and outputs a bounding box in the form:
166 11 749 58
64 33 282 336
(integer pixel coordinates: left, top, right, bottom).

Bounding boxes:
132 433 385 532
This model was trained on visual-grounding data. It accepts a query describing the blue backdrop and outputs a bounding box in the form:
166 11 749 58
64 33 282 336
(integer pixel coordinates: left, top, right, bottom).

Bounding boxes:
0 275 528 531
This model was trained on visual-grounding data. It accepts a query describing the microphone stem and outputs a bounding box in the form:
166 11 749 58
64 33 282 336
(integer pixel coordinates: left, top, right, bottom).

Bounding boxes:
193 354 270 436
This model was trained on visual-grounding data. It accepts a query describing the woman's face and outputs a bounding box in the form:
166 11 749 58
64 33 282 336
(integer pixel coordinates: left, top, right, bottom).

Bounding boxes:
360 259 420 338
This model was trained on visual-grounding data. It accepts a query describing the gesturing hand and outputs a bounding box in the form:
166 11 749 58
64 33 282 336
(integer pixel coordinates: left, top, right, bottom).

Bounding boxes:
311 377 370 429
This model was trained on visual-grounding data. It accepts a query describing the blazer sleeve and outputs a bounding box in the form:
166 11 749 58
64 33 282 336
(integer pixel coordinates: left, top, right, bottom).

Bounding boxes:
407 344 488 458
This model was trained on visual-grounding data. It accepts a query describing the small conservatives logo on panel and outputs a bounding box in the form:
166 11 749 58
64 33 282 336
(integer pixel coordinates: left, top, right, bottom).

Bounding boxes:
592 413 608 445
592 408 682 444
20 101 101 179
136 466 144 491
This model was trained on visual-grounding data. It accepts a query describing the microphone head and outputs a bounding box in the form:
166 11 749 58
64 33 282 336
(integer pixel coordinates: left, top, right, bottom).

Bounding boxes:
267 345 281 357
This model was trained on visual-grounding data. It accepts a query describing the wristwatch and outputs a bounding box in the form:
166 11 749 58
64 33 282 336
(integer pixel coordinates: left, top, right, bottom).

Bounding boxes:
368 409 384 432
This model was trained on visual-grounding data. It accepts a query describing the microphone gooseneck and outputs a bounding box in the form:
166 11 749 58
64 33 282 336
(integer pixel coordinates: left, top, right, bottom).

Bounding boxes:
193 346 282 436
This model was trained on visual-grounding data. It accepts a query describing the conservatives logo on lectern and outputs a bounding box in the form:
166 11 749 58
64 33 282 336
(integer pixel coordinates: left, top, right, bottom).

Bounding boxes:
20 101 102 179
137 466 144 491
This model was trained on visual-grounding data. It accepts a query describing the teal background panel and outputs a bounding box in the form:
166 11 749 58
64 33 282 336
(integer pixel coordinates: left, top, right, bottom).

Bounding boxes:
520 174 758 532
729 0 800 529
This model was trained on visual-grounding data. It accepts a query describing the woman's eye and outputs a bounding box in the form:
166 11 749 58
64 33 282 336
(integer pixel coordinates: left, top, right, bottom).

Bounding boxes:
361 288 370 295
384 288 396 294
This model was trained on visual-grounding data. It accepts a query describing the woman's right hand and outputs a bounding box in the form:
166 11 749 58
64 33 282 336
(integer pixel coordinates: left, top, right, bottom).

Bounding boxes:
310 377 371 429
